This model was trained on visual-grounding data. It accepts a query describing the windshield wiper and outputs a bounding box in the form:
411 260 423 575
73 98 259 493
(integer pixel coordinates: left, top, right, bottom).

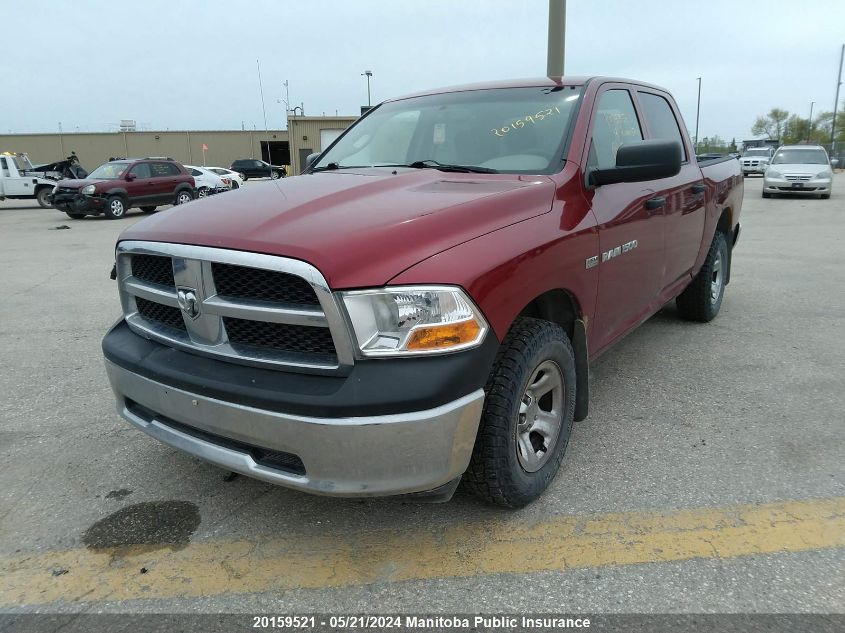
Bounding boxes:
405 159 498 174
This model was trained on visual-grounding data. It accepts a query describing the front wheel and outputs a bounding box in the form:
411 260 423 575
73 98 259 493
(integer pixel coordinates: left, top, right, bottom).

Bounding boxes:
104 195 127 219
174 190 193 206
676 231 728 322
762 191 772 198
271 170 281 180
821 193 831 199
463 317 576 508
36 188 52 209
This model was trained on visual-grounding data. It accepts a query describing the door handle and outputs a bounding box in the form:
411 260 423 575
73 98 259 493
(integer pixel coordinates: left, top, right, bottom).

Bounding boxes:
691 183 706 194
645 196 666 212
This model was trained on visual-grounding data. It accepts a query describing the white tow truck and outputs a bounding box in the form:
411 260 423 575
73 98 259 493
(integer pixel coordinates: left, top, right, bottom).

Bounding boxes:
0 152 67 208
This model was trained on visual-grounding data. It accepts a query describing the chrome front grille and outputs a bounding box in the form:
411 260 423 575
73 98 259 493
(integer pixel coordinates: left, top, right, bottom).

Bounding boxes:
115 241 354 373
784 174 811 182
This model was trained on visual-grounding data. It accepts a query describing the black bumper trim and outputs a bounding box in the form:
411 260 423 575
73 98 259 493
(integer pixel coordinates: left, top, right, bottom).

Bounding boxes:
103 320 498 418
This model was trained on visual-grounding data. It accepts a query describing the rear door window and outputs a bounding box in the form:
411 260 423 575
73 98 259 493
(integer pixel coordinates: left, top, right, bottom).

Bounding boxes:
150 162 179 177
637 91 687 161
130 163 152 179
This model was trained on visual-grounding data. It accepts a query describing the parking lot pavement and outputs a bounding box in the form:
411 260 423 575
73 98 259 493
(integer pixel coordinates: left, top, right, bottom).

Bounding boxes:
1 176 843 613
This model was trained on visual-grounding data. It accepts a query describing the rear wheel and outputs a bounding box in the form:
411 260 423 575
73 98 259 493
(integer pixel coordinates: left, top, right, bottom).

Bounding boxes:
104 195 127 220
271 170 281 180
140 206 157 214
197 187 209 198
463 317 576 508
676 231 728 322
231 181 240 189
174 190 193 206
36 188 52 209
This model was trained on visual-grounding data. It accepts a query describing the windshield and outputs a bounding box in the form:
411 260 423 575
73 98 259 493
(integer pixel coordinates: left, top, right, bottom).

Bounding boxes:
771 149 828 165
88 162 130 179
743 149 770 157
313 86 584 174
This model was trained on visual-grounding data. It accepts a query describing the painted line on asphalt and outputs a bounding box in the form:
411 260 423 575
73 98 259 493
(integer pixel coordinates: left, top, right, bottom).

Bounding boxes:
2 496 843 605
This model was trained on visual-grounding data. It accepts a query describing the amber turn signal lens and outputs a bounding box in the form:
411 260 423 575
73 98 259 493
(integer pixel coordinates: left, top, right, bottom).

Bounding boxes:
405 319 482 351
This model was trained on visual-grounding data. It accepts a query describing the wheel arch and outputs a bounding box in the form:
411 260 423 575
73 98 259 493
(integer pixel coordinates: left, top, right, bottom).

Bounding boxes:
716 206 734 284
512 288 589 421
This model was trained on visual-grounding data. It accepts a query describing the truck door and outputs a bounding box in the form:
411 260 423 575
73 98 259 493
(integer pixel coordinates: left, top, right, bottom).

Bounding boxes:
584 87 665 351
635 90 705 288
0 155 30 196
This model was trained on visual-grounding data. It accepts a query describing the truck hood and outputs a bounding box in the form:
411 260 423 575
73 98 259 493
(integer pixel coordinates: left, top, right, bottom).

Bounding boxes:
120 168 556 288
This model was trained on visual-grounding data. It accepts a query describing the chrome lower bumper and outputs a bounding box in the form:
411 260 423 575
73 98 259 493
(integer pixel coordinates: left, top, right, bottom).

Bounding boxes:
105 360 484 497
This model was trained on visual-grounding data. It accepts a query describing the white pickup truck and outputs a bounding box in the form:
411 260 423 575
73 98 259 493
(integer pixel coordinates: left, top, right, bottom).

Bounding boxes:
0 152 68 208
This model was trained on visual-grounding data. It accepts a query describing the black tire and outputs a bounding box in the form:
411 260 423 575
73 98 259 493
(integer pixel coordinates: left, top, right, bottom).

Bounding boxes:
174 190 193 206
463 317 576 508
140 206 157 214
197 187 209 198
676 231 728 322
762 191 772 198
241 175 248 182
231 181 239 189
104 195 127 220
821 193 831 199
36 188 52 209
271 170 281 180
65 212 85 220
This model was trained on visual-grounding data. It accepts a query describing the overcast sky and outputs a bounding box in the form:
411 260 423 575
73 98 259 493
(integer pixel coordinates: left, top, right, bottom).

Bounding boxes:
3 0 844 142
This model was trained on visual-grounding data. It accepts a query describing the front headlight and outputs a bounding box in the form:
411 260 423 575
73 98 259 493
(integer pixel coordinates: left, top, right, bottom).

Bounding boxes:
766 169 783 178
341 286 488 356
815 170 832 179
81 184 96 195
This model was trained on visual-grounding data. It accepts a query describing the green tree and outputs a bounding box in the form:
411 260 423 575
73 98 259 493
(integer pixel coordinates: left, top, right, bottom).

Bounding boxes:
729 138 738 152
751 108 790 140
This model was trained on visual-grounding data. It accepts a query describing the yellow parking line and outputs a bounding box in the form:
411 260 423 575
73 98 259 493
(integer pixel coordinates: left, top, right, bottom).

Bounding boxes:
2 497 843 605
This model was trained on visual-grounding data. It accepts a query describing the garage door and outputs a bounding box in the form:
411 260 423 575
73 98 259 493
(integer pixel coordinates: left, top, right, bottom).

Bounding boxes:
319 129 345 152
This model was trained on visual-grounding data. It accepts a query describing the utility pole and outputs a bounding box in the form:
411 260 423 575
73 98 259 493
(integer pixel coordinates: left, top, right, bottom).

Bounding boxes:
807 101 815 142
546 0 566 77
831 44 844 156
694 77 702 153
361 71 373 106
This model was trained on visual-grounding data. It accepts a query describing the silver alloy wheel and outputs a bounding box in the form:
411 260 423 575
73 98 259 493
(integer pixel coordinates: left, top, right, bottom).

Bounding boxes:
271 170 280 179
110 198 125 217
177 192 192 205
198 187 208 198
516 360 564 472
710 250 723 304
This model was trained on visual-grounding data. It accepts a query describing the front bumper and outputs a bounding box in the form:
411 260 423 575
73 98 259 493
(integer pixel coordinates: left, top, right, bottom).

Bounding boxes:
763 176 832 194
103 320 497 497
105 360 483 496
50 192 104 214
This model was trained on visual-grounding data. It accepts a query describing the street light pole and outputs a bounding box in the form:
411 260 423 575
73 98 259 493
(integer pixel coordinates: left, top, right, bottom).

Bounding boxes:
362 70 373 107
694 77 702 153
831 44 844 155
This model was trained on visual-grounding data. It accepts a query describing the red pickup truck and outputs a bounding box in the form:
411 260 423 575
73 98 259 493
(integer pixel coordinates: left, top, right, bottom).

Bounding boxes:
103 77 742 507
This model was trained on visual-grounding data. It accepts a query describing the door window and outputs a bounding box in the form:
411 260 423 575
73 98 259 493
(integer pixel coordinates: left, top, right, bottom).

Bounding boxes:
588 90 643 170
638 92 687 161
150 162 179 177
1 157 8 176
130 163 151 179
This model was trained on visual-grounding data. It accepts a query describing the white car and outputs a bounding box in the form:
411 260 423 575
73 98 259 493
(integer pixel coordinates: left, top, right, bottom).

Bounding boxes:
185 165 228 197
762 146 833 199
207 167 245 189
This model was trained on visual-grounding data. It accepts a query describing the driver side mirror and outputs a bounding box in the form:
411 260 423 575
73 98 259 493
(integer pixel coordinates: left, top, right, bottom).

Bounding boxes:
305 152 321 170
589 140 682 187
124 172 136 181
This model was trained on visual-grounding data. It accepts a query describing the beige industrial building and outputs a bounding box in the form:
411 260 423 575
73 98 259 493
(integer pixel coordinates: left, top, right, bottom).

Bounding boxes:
0 115 358 176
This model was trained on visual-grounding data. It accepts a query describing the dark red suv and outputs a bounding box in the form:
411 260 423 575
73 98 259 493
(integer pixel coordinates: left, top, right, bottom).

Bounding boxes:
51 158 196 219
